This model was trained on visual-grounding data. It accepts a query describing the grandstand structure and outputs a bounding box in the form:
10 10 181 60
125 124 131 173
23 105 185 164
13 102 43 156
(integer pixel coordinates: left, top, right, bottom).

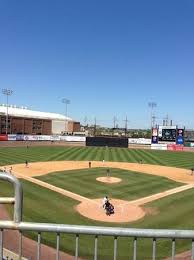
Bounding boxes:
0 104 80 135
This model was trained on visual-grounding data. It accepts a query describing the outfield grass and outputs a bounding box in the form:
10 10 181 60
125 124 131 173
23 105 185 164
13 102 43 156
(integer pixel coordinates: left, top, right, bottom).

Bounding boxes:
1 178 194 259
37 168 182 200
0 146 194 168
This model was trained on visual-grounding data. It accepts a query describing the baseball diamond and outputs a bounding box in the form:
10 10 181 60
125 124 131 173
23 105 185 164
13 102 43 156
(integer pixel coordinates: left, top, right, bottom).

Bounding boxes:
1 145 194 259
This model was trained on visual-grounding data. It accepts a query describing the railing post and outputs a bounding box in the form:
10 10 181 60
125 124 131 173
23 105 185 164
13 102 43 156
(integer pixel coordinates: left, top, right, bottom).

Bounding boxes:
152 238 156 260
171 238 175 260
0 229 3 260
113 236 117 260
56 233 60 260
0 172 23 223
94 235 98 260
192 239 194 260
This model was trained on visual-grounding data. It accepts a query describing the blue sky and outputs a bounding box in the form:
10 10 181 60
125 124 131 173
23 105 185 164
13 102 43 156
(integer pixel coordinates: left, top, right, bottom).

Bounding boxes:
0 0 193 129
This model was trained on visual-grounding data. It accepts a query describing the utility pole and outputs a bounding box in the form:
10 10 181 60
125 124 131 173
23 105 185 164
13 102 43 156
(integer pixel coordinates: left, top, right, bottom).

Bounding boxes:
84 116 88 127
112 116 117 136
113 116 117 129
2 88 13 135
94 117 97 136
148 102 157 130
152 115 157 128
124 116 129 136
163 114 169 126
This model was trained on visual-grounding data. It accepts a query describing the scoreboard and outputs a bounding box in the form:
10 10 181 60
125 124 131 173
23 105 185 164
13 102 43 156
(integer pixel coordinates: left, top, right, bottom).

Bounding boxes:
161 128 177 141
158 126 177 142
152 126 185 144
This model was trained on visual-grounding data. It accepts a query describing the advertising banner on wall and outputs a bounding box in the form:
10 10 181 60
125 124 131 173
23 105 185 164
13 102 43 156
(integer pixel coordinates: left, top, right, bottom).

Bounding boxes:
8 135 17 141
16 135 24 141
167 144 184 151
60 136 86 142
24 135 51 141
0 134 8 141
151 144 167 150
151 136 158 144
176 129 184 145
5 134 86 142
128 138 151 145
158 126 163 137
176 136 184 145
50 135 60 141
151 128 158 144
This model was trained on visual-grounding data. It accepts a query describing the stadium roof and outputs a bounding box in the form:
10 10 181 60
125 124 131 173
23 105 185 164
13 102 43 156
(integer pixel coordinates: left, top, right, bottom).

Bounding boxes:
0 105 73 121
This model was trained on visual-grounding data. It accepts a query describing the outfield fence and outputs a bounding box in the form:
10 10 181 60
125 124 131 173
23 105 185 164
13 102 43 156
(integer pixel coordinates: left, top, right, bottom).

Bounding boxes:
0 172 194 260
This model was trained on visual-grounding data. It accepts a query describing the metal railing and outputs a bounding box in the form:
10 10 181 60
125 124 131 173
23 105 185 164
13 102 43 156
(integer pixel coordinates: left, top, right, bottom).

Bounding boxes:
0 172 194 260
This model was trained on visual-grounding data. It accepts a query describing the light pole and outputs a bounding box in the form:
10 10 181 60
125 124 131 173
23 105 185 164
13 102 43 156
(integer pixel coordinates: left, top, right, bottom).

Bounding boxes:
62 98 70 117
148 102 157 130
62 98 70 133
2 88 13 135
124 115 129 137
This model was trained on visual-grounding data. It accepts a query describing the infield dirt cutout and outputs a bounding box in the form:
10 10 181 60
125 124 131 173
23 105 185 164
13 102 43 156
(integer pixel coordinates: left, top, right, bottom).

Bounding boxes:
7 161 194 223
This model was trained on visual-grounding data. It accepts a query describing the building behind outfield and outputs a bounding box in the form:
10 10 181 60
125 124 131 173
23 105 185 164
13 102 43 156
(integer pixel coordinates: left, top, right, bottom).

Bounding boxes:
0 104 80 135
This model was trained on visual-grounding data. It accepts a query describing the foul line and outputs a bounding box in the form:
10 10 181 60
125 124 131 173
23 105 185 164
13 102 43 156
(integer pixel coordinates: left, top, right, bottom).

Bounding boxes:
122 184 194 207
13 171 97 204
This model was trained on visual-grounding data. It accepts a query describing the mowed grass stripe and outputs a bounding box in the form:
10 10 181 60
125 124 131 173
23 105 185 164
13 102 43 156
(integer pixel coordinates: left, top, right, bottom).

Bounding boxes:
82 147 99 161
69 147 88 161
98 147 105 161
64 147 85 161
132 149 153 164
91 146 104 161
109 148 118 162
0 146 194 169
140 150 165 165
148 150 194 168
127 149 142 162
85 147 100 161
122 148 137 162
74 147 92 161
104 147 110 162
135 149 164 165
50 147 72 161
0 149 39 164
143 150 171 163
54 146 76 161
114 148 124 162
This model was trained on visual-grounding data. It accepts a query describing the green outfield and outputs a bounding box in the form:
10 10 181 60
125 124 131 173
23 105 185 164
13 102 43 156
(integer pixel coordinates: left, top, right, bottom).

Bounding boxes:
0 145 194 259
0 146 194 168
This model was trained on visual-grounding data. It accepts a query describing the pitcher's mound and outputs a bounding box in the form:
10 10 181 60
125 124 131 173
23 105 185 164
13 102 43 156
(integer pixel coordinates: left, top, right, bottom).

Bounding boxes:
96 177 121 184
76 199 145 223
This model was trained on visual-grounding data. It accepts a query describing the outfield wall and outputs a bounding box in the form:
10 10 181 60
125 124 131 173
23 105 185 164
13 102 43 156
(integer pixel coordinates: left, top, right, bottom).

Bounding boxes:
1 134 194 152
0 141 86 147
0 134 86 142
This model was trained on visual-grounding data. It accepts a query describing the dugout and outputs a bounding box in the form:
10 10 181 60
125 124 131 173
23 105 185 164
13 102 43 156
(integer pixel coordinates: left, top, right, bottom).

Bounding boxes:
86 136 128 148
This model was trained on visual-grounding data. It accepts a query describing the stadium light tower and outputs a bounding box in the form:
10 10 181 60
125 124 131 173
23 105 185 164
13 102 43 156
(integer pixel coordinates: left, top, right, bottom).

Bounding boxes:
148 102 157 130
62 98 71 133
62 98 70 117
2 88 13 135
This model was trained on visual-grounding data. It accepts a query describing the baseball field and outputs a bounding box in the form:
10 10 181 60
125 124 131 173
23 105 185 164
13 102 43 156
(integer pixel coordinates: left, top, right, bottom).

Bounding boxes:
1 145 194 259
